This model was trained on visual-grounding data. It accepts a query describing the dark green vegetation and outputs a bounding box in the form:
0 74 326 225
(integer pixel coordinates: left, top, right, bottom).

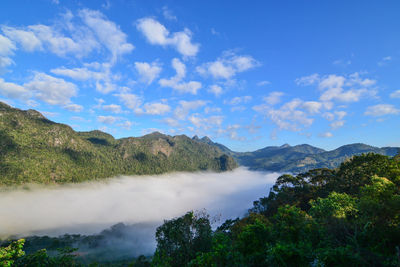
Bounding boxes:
3 153 399 266
149 153 400 266
197 137 399 173
0 102 236 186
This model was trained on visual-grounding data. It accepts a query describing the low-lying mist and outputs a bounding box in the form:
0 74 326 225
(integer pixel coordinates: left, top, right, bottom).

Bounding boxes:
0 167 279 257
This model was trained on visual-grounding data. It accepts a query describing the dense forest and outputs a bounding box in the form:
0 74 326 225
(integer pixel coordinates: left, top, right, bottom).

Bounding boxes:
0 102 236 186
2 152 399 266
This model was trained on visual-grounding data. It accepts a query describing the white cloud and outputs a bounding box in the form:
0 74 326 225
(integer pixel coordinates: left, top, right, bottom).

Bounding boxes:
364 104 400 117
51 63 117 94
295 73 319 86
97 115 118 125
390 90 400 98
79 9 134 63
253 98 314 131
0 34 15 68
141 102 171 115
319 132 333 138
335 111 347 120
117 120 135 130
263 91 283 106
196 51 259 79
257 80 270 86
302 101 323 114
64 103 83 112
134 61 162 85
27 24 98 58
2 26 42 52
330 120 345 129
227 96 252 105
162 6 177 21
0 78 31 100
174 100 207 120
25 73 77 105
316 73 377 103
115 93 142 112
188 115 223 130
208 84 223 97
102 104 122 114
159 58 201 94
136 17 199 57
378 56 392 66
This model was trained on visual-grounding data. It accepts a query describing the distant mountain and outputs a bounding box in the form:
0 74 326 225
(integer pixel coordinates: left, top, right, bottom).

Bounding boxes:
0 102 237 186
195 134 399 173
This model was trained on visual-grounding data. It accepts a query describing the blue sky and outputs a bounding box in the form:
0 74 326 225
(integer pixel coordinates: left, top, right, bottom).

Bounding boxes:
0 0 399 151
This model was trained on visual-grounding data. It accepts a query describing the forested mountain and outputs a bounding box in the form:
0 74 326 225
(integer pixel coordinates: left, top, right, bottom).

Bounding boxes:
195 136 399 173
0 102 236 186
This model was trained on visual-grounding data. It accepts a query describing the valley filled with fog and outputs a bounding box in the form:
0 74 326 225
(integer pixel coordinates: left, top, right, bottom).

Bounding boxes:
0 168 279 255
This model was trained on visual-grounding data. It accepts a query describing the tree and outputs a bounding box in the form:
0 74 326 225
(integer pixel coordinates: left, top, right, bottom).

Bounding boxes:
152 211 212 267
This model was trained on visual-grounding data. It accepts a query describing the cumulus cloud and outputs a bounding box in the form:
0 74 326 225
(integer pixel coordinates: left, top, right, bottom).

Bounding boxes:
0 34 15 68
263 91 283 106
51 63 118 94
136 17 199 57
364 104 400 117
208 84 223 97
64 103 83 112
295 73 377 103
226 96 252 105
159 58 201 94
197 51 259 80
302 101 323 114
188 115 223 130
115 93 142 113
141 102 171 115
102 104 122 114
174 100 207 120
330 120 345 129
97 115 119 125
0 78 31 100
2 26 42 52
26 24 98 58
134 61 162 85
2 9 132 63
25 73 78 105
253 98 314 132
79 9 134 63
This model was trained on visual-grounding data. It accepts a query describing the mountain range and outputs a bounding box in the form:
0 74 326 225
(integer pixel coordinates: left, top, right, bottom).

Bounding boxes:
0 102 236 186
0 101 398 185
195 137 399 173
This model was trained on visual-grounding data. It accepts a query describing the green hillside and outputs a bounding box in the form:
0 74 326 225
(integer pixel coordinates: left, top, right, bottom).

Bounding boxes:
0 102 237 186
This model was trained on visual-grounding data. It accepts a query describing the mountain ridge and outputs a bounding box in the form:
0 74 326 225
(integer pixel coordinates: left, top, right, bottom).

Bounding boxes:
0 102 237 186
194 135 399 173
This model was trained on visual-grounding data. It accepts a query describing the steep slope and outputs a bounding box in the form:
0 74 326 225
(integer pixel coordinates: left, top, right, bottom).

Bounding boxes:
0 102 237 186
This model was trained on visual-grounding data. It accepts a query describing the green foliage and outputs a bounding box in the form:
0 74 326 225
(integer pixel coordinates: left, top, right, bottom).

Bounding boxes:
152 211 212 267
0 102 237 186
0 239 25 267
149 153 400 266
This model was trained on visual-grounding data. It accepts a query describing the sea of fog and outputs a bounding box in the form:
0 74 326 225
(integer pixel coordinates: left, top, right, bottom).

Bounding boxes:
0 167 279 256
